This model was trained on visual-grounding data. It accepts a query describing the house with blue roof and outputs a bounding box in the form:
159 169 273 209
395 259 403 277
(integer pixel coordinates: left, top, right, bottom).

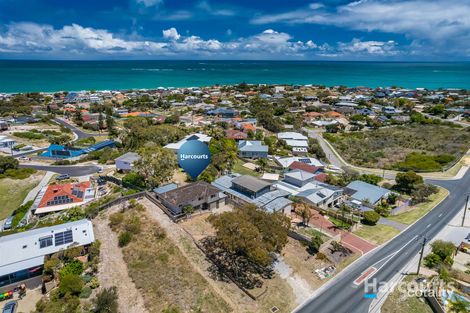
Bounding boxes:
344 180 391 205
40 140 115 159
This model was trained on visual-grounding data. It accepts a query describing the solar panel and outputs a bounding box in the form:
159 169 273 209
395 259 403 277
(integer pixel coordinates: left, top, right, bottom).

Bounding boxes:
298 158 311 164
55 230 73 246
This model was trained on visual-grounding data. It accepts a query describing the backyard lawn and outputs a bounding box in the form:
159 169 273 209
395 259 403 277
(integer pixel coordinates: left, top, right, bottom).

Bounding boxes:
232 158 261 177
0 174 43 220
388 187 449 225
353 224 401 245
324 124 470 171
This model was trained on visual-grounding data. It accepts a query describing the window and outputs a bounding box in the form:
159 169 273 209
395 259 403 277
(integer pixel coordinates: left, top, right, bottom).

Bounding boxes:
39 236 53 249
54 230 73 246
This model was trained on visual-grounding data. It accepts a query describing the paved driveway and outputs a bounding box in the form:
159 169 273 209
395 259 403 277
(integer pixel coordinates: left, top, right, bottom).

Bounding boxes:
309 210 376 254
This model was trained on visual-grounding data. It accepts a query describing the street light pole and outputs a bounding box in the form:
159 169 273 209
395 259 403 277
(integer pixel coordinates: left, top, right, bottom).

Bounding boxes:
417 236 427 275
461 195 469 227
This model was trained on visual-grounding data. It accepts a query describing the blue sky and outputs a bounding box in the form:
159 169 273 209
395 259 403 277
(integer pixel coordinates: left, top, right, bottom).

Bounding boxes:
0 0 468 60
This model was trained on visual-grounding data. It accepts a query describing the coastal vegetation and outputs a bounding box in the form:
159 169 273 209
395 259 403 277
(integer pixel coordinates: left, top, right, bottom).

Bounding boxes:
324 124 470 171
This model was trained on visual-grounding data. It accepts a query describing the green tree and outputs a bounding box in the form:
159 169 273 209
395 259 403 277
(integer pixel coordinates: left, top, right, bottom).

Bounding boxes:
209 138 237 173
362 211 380 225
394 171 423 194
0 156 19 174
59 274 83 296
430 240 456 261
134 144 177 187
208 205 290 266
309 234 324 254
98 111 105 130
122 172 146 189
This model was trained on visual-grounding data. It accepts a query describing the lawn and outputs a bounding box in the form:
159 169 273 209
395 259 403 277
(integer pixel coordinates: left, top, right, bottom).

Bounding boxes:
388 187 449 225
324 124 470 171
232 158 261 177
353 224 401 245
0 174 43 220
382 275 433 313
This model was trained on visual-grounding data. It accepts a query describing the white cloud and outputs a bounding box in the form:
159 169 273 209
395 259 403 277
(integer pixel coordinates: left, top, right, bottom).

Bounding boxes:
0 22 399 59
162 27 180 41
250 0 470 55
135 0 163 8
197 1 235 17
338 39 398 55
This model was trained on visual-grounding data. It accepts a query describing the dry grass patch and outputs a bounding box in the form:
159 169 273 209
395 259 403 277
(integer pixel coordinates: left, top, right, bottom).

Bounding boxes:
111 207 231 313
282 238 332 289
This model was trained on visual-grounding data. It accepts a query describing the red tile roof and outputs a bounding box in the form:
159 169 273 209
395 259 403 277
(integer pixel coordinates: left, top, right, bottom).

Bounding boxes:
225 129 247 140
314 173 328 183
288 161 320 174
38 181 91 208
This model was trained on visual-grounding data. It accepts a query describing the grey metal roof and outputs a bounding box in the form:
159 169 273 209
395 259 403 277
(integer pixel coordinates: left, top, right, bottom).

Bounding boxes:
153 183 178 194
238 141 269 152
284 169 315 182
345 180 390 204
115 152 141 163
232 175 271 193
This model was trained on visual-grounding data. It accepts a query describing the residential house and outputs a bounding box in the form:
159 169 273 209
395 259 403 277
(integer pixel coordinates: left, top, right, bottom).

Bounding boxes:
164 133 212 153
34 182 95 215
274 170 342 209
157 181 226 215
0 135 16 148
238 140 269 159
275 156 323 169
288 161 322 174
344 180 391 205
115 152 141 172
212 174 293 214
0 219 94 291
277 132 309 149
225 129 248 141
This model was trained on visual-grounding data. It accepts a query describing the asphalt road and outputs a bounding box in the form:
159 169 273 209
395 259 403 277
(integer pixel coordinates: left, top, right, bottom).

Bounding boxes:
53 117 106 140
19 164 101 176
294 172 470 313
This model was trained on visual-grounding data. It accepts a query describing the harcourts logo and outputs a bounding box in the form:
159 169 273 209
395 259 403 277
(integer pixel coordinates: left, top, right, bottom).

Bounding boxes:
177 140 211 180
363 277 451 299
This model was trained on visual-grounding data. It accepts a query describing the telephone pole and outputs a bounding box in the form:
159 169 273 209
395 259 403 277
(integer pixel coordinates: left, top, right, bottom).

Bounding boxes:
461 195 469 227
417 236 427 275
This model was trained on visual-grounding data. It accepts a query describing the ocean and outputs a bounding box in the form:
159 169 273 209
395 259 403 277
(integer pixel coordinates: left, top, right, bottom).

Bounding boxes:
0 60 469 93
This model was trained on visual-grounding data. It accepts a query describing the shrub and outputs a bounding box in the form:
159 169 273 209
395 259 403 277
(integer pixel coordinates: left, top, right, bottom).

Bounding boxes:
124 216 141 234
44 258 61 276
94 287 118 313
424 253 441 268
59 274 84 296
308 234 324 254
59 260 84 279
13 131 45 140
108 212 124 229
82 274 93 283
118 231 132 247
88 240 101 261
79 286 92 299
362 211 381 225
89 277 100 289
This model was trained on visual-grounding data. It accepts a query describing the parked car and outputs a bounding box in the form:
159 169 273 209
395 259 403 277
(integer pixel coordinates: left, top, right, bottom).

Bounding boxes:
18 156 31 161
2 300 18 313
2 215 14 231
55 174 70 181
